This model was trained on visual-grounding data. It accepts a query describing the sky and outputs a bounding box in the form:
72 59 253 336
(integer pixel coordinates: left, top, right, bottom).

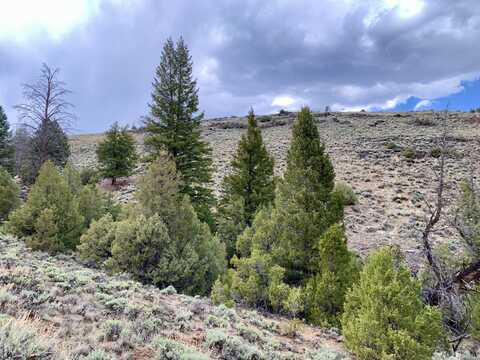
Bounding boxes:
1 0 480 133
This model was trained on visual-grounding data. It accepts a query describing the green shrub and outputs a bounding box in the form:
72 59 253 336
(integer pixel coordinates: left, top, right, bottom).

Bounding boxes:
152 337 208 360
129 159 225 295
78 214 116 265
0 317 55 359
258 115 272 123
237 324 262 343
206 315 228 328
80 167 100 185
7 161 84 252
333 182 357 206
101 320 124 341
77 185 121 229
430 147 442 158
0 167 20 222
468 285 480 341
341 247 444 360
304 224 359 326
160 285 177 295
309 348 351 360
204 330 262 360
402 147 417 160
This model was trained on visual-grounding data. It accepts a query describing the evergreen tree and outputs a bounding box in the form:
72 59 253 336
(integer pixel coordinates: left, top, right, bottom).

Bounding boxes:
213 107 353 325
221 110 275 224
273 106 343 282
0 106 14 174
64 162 82 195
145 37 214 227
7 161 83 252
0 168 20 222
82 157 226 295
20 119 71 184
96 122 137 185
341 247 444 360
304 224 359 327
217 110 274 259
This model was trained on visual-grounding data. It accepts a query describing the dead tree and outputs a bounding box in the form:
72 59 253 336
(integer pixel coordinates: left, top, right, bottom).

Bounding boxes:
14 64 74 182
421 110 480 351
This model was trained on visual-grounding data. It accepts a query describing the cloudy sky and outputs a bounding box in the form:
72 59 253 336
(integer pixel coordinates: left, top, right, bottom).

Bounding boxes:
1 0 480 133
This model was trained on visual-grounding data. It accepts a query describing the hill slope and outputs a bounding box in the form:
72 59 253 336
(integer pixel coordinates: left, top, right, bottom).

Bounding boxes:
0 235 350 359
70 111 480 267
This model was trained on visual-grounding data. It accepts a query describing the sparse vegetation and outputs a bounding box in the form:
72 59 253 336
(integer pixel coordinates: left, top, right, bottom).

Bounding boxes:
402 146 417 159
0 316 55 359
333 182 357 206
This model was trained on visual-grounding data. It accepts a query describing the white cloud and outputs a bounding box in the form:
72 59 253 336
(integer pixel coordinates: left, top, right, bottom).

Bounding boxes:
271 95 305 110
414 99 432 110
384 0 425 18
0 0 138 43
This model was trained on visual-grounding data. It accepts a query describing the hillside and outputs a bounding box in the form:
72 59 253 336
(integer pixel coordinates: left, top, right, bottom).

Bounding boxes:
70 111 480 267
0 234 349 359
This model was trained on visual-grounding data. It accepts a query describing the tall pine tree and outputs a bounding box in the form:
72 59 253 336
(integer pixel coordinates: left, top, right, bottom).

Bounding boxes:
0 106 14 174
145 37 214 227
212 107 355 326
217 109 274 259
274 106 343 281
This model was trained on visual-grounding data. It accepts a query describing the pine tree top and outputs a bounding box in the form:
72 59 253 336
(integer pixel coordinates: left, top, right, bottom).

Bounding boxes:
282 106 335 202
221 109 274 225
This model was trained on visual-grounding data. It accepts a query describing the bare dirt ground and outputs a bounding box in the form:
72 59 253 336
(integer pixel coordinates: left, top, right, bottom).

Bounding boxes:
70 111 480 268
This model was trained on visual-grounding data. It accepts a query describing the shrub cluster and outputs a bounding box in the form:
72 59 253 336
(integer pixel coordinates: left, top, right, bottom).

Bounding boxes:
342 247 444 360
79 156 225 295
7 161 118 252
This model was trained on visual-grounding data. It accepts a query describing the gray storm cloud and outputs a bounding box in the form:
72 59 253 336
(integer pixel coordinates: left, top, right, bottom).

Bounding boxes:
1 0 479 132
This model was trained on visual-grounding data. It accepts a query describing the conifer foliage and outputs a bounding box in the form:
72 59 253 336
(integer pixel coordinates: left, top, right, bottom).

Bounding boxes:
79 156 225 295
0 106 15 174
213 107 356 326
7 161 118 253
342 247 444 360
0 167 20 222
96 122 137 185
7 161 83 252
145 37 214 227
217 109 275 259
